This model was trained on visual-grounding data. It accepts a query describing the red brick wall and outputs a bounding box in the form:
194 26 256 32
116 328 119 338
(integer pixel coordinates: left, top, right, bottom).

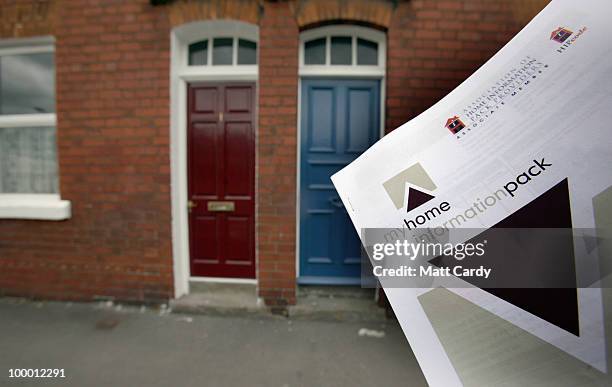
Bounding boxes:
386 0 550 131
0 0 56 37
0 0 174 302
257 1 299 308
0 0 550 307
292 0 394 29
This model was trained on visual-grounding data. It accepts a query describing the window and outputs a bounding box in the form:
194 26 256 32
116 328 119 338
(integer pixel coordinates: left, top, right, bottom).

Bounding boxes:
304 38 326 65
302 32 380 67
299 26 385 90
330 36 352 65
187 37 258 67
212 38 233 65
0 37 69 220
357 38 379 65
237 39 257 65
188 40 208 65
0 46 56 193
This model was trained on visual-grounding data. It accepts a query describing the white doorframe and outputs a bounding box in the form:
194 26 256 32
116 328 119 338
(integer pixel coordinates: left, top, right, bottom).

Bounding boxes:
170 20 259 298
295 26 387 280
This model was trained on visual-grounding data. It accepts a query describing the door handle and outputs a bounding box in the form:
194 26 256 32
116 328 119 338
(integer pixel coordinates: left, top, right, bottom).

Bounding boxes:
329 196 344 208
188 200 197 213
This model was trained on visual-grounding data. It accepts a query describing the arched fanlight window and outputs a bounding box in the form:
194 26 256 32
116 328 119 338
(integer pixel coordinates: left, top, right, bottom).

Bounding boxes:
304 36 378 65
300 26 385 70
188 37 257 66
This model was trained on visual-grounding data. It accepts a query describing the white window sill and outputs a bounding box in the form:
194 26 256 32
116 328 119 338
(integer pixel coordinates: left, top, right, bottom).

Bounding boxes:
0 194 71 220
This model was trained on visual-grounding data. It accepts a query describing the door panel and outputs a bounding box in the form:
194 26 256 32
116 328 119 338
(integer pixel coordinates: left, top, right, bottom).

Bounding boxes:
300 79 380 282
225 86 252 112
226 215 252 264
346 88 373 153
225 122 251 196
194 87 218 113
308 87 335 152
191 122 218 196
192 216 219 263
188 83 255 278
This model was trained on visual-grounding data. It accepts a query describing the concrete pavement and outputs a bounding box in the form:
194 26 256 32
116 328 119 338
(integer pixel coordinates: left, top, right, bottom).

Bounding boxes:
0 298 427 387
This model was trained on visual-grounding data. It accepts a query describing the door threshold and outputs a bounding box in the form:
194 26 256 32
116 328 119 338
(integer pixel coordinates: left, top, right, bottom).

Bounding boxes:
175 279 264 317
189 276 257 285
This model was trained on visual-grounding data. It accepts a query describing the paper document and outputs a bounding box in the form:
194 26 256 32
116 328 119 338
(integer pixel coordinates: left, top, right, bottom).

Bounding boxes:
332 0 612 385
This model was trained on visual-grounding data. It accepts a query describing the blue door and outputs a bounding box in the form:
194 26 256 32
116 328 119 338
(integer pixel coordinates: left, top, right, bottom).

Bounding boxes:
299 79 380 284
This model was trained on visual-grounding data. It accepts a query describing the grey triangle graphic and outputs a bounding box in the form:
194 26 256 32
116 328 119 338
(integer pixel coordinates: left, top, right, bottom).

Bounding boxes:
383 163 437 209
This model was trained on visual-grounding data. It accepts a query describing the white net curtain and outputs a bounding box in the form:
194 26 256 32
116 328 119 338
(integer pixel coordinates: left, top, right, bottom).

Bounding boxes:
0 126 58 193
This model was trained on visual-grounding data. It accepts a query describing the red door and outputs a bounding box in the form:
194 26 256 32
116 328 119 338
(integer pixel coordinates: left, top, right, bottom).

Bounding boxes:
188 83 255 278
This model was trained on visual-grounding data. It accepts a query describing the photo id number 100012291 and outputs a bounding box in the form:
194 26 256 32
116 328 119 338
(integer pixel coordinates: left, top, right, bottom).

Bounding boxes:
8 369 66 378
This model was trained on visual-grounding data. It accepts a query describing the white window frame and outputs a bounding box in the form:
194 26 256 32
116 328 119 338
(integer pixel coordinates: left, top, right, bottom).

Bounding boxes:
175 20 258 81
0 36 70 220
187 36 257 67
299 25 386 77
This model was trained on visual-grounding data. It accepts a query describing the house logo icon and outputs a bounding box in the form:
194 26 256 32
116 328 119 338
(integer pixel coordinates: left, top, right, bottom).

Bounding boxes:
445 116 466 134
383 163 437 212
550 27 573 43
